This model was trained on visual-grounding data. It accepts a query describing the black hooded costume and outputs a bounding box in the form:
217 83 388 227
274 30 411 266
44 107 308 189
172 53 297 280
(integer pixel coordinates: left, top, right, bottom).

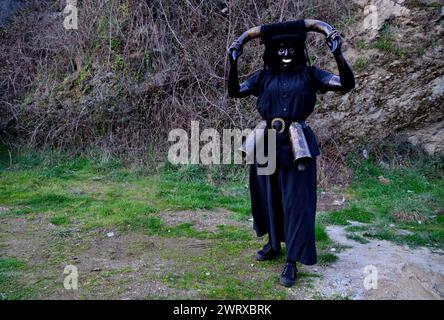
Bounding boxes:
228 20 355 266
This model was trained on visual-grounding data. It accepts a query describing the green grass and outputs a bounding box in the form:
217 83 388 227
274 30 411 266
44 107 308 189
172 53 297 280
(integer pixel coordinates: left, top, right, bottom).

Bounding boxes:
346 234 370 244
320 206 375 225
157 237 329 300
321 150 444 247
1 146 442 299
371 25 407 57
317 253 338 265
0 149 252 241
0 148 341 299
315 223 339 264
358 38 367 50
49 215 70 226
0 258 30 300
0 149 251 229
353 57 369 71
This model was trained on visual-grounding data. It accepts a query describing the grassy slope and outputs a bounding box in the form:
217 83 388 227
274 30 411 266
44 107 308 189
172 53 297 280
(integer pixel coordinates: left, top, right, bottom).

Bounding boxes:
319 157 444 247
0 148 442 299
0 150 336 299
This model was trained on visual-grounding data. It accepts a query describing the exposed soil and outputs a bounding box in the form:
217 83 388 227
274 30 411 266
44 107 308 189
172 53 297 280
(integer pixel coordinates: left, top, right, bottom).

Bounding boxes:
0 214 201 299
161 208 250 232
1 203 443 300
297 224 444 300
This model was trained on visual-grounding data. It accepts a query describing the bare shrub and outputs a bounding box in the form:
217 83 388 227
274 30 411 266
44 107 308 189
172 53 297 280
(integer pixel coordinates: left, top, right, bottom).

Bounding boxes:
1 0 357 180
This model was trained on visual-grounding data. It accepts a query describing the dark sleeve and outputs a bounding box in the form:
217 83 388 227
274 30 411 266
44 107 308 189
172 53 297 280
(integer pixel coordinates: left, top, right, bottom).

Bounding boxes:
239 69 263 97
309 66 335 94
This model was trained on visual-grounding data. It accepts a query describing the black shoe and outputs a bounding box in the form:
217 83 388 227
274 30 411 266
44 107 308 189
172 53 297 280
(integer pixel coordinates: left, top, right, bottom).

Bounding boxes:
280 262 298 287
256 243 280 261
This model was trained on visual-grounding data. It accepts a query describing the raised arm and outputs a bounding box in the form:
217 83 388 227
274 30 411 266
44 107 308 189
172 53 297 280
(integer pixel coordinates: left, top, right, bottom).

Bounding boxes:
322 29 356 92
227 44 248 98
227 40 260 98
226 20 355 95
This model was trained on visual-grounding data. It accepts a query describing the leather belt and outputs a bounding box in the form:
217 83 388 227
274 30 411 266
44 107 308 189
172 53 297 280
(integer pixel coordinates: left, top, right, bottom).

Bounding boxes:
267 118 307 134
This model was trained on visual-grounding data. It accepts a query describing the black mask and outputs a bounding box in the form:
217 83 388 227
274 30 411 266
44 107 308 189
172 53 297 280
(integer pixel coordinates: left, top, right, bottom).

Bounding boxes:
277 42 297 69
262 38 307 70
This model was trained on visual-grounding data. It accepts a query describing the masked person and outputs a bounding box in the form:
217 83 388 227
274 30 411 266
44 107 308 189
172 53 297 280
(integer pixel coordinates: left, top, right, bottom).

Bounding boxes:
227 20 355 287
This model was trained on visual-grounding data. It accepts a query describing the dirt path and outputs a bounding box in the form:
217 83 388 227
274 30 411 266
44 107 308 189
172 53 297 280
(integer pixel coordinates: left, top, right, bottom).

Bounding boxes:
299 224 444 300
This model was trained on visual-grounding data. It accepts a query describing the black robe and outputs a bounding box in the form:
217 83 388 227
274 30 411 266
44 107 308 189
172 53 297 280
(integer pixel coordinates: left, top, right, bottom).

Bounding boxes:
243 64 334 265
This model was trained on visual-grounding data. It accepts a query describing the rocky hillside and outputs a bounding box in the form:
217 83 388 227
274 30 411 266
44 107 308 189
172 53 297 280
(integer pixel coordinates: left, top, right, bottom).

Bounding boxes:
313 0 444 156
0 0 443 158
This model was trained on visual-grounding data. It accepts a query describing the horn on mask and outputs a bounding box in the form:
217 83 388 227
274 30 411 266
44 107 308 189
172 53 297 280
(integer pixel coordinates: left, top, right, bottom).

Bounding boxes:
230 20 337 61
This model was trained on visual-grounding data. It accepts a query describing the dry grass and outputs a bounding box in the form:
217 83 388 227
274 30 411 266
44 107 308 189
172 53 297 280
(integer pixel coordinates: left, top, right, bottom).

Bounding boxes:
392 210 430 224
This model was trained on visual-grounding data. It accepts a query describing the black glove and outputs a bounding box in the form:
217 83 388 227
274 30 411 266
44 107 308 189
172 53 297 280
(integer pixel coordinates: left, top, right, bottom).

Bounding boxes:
326 28 343 55
227 39 243 62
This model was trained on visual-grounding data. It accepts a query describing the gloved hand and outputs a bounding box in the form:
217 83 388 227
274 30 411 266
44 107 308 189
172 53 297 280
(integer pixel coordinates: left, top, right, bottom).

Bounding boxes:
326 28 343 55
227 39 243 62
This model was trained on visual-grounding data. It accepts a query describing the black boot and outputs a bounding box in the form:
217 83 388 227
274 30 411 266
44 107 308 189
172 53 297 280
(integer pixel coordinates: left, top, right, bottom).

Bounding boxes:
280 262 298 287
256 243 280 261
